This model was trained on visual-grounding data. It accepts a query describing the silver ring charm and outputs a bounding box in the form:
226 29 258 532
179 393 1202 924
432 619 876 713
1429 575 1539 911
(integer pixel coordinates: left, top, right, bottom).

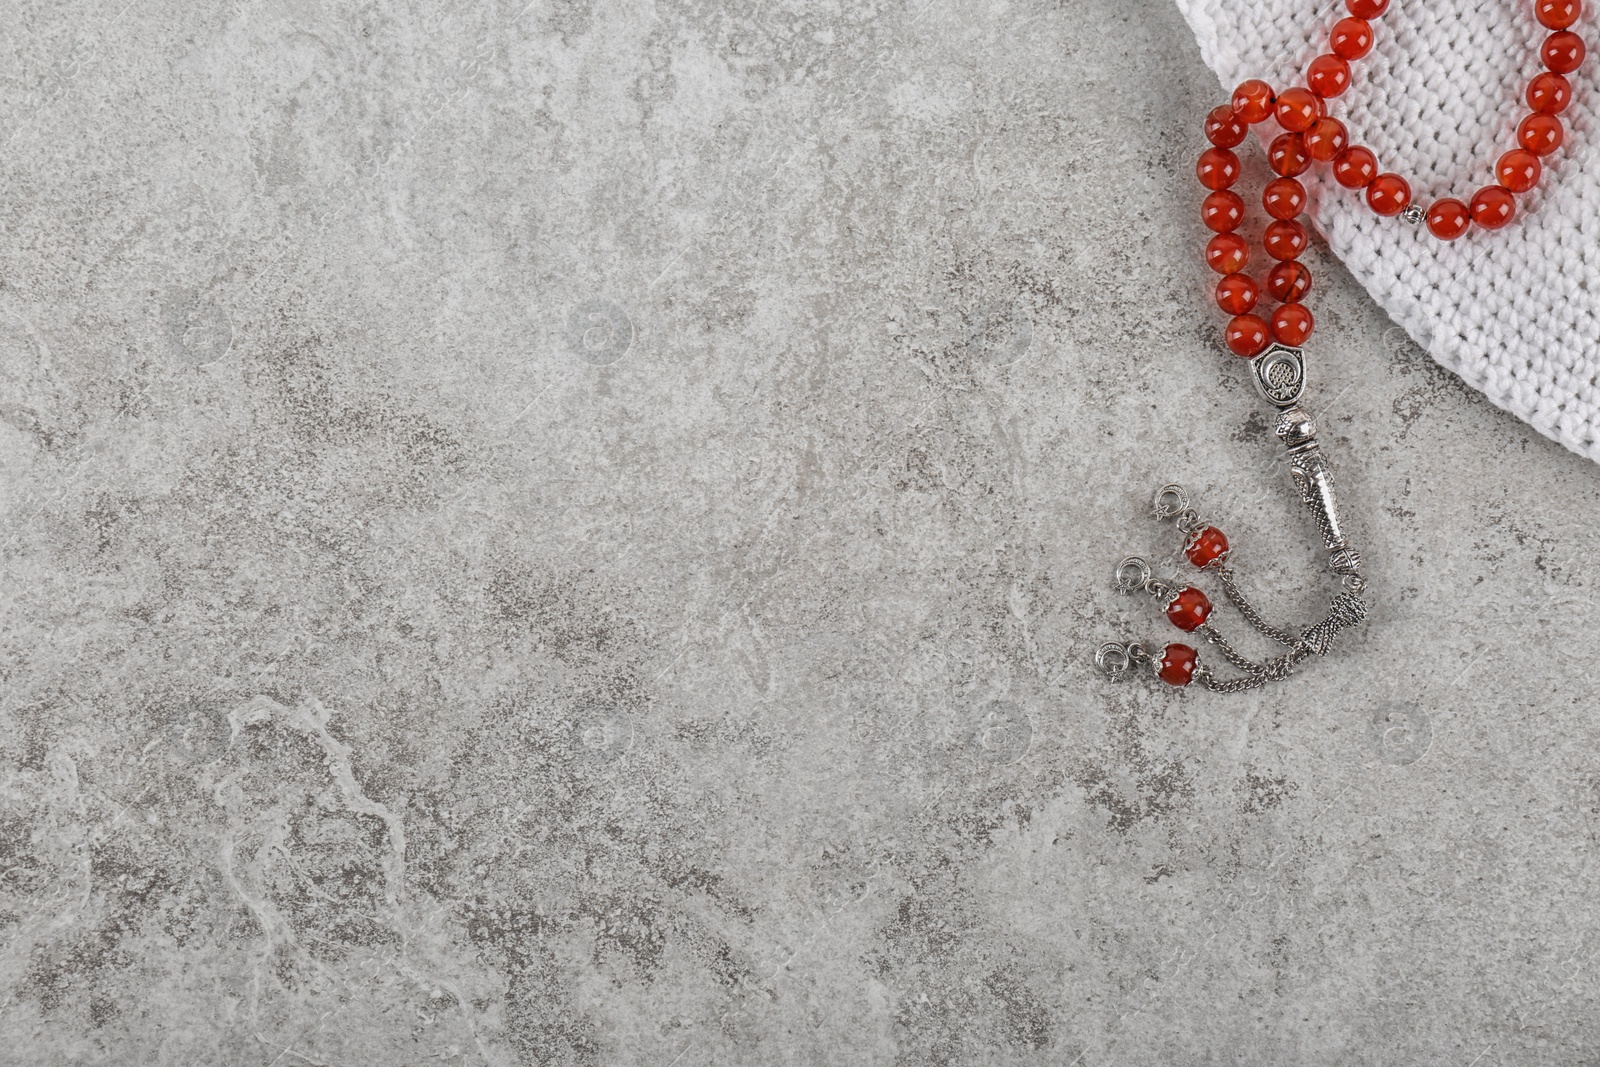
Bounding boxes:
1153 485 1189 521
1114 556 1153 595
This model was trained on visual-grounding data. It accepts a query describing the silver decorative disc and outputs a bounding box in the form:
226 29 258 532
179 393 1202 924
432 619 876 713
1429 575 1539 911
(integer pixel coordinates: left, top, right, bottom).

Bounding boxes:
1250 343 1307 407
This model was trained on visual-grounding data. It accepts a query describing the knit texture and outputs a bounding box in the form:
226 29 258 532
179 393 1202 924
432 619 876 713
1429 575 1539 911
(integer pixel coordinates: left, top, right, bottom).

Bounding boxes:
1173 0 1600 463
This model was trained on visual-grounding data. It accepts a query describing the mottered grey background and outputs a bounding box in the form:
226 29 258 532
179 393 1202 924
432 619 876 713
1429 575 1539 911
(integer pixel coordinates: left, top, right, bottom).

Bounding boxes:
2 0 1599 1064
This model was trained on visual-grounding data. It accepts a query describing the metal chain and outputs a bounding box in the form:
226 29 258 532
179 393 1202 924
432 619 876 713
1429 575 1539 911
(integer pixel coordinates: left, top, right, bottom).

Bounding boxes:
1193 622 1262 674
1186 586 1363 690
1195 666 1267 693
1213 566 1298 647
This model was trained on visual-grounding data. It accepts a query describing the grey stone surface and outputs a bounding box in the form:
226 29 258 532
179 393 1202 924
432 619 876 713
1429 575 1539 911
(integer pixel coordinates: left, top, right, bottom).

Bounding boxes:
3 1 1599 1064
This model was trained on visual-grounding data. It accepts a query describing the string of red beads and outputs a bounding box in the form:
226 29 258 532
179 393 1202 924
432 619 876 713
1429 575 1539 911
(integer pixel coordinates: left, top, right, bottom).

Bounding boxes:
1197 0 1587 357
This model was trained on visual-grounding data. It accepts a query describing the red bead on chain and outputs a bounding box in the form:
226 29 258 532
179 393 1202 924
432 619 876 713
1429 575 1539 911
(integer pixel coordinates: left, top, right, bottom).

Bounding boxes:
1520 113 1565 155
1215 273 1258 314
1202 190 1246 231
1166 587 1214 632
1271 302 1315 346
1332 145 1378 188
1268 132 1312 177
1307 55 1352 98
1304 118 1349 161
1366 173 1412 216
1538 0 1582 28
1206 233 1250 274
1158 643 1199 687
1263 177 1307 219
1267 260 1312 303
1195 0 1586 355
1185 525 1230 567
1205 104 1249 147
1425 197 1471 240
1471 185 1517 229
1225 314 1271 357
1330 18 1374 59
1527 71 1572 112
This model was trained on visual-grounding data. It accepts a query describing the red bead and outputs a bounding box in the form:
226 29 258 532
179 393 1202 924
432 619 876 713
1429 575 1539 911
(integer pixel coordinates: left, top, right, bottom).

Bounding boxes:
1197 147 1242 189
1330 17 1374 59
1206 233 1249 274
1202 189 1246 232
1185 525 1230 568
1158 643 1199 687
1271 302 1314 346
1425 198 1471 240
1519 113 1564 155
1274 87 1324 132
1304 117 1349 161
1225 314 1271 357
1205 105 1249 148
1366 172 1411 216
1267 260 1313 302
1231 79 1276 124
1263 177 1308 220
1496 149 1542 193
1269 133 1311 177
1527 72 1573 113
1346 0 1389 15
1470 185 1516 229
1536 0 1582 29
1307 54 1352 98
1332 145 1378 188
1263 220 1308 260
1543 31 1586 74
1166 587 1213 632
1215 273 1259 315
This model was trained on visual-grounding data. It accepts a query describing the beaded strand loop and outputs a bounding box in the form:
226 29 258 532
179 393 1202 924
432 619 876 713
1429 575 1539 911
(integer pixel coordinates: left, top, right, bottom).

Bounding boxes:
1194 0 1587 358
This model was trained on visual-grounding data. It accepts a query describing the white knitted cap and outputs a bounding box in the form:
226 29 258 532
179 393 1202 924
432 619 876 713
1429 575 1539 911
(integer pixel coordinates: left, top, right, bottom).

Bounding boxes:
1173 0 1600 463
